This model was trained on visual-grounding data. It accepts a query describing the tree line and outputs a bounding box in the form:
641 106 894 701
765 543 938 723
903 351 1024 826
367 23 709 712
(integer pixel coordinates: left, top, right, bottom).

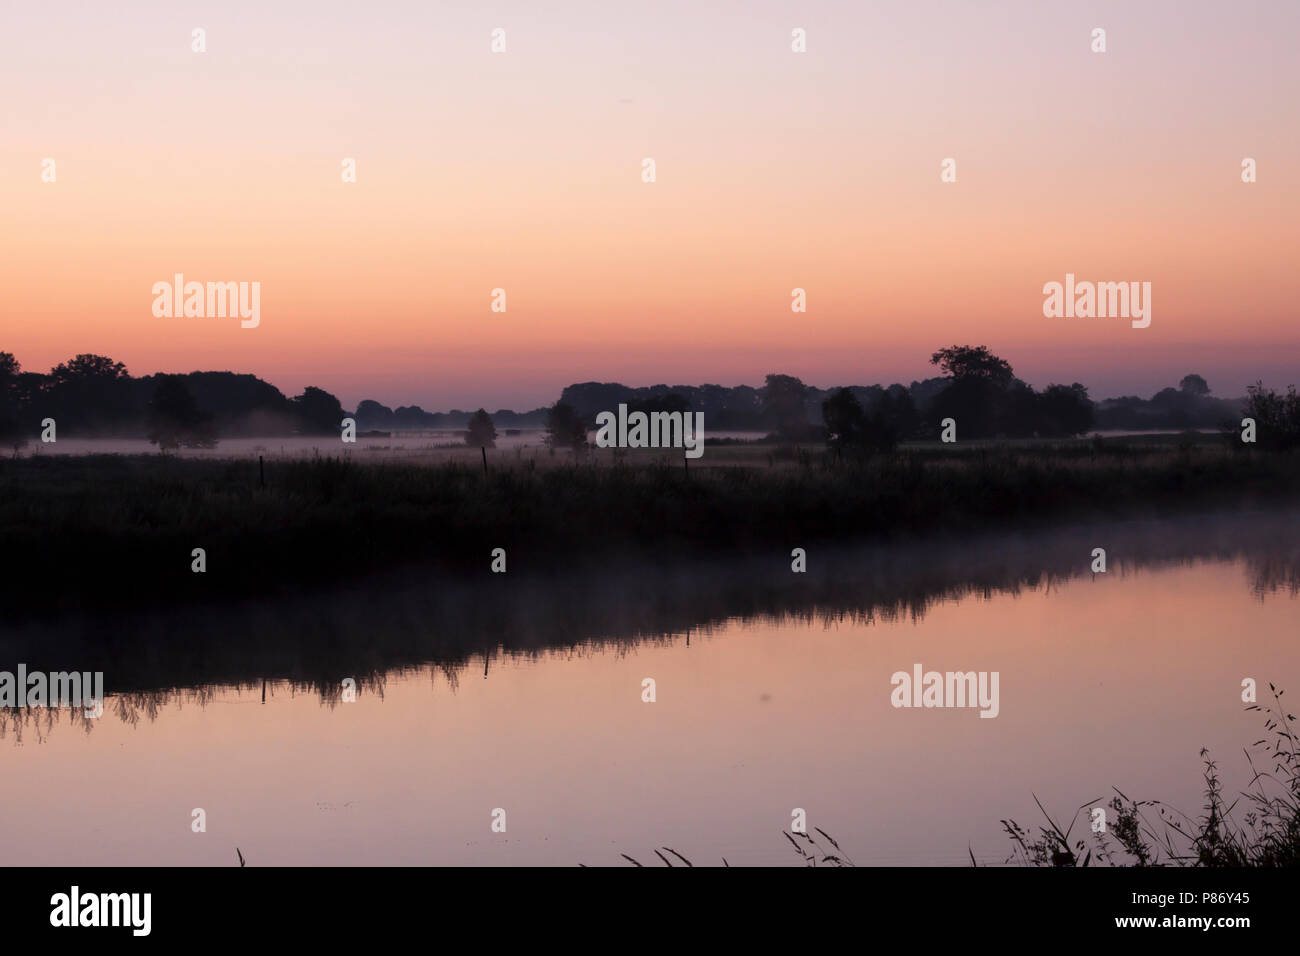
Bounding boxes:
543 345 1276 453
3 345 1290 454
0 352 347 452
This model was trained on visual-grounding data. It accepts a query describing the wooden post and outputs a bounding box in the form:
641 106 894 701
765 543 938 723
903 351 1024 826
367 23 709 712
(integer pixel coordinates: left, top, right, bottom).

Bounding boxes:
481 446 488 475
259 455 265 488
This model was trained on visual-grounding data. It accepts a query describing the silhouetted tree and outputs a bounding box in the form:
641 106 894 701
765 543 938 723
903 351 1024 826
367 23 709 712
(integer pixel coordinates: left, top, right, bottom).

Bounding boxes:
1037 383 1094 437
292 386 345 435
908 376 950 416
872 385 918 444
545 402 588 453
0 352 24 455
925 346 1094 439
1150 387 1195 429
160 372 295 435
823 386 911 455
627 393 691 416
147 375 215 452
926 346 1016 438
46 353 135 434
822 388 865 450
355 399 396 431
761 373 811 440
930 345 1014 388
50 353 127 383
466 408 497 448
559 383 637 420
929 377 1004 437
1094 376 1240 431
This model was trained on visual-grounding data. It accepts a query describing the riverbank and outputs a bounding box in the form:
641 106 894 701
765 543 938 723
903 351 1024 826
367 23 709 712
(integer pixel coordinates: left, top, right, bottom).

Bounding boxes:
2 443 1298 615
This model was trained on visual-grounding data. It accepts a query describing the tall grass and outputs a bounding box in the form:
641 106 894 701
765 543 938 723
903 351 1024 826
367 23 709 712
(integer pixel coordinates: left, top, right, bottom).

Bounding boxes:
606 828 854 867
1003 685 1299 867
3 444 1299 613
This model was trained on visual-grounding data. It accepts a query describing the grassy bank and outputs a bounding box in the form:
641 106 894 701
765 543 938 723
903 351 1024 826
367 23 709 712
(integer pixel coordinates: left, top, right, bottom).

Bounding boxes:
2 443 1299 615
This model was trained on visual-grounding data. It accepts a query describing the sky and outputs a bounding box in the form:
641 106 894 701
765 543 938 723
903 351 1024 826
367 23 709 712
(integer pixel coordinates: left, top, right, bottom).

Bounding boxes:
3 1 1298 410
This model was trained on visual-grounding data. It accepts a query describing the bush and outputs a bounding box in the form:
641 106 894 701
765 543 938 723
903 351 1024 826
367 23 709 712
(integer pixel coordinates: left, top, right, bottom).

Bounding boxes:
1243 382 1300 450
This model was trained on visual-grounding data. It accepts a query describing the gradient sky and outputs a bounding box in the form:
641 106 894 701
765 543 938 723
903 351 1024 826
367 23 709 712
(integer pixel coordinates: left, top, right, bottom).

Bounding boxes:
3 0 1298 410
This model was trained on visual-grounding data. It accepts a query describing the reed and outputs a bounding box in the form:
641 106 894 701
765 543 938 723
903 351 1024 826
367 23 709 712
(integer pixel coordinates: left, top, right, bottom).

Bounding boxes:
1002 684 1300 867
3 444 1298 614
609 829 853 867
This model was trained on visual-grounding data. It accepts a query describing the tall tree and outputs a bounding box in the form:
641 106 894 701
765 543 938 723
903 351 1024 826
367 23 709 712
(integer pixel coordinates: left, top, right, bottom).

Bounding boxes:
46 353 135 434
49 353 128 384
146 375 209 452
1037 383 1094 437
545 402 587 453
760 373 810 439
926 346 1018 438
466 408 497 448
822 388 865 449
929 345 1015 387
292 386 345 435
0 352 24 454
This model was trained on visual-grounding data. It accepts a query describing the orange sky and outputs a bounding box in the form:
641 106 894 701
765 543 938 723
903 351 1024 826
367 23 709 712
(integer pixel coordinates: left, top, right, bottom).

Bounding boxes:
3 0 1297 408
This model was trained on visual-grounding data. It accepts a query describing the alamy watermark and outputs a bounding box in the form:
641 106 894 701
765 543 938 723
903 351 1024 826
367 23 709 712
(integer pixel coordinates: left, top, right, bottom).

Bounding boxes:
594 404 705 459
152 274 260 328
50 886 150 936
890 664 999 718
0 664 103 717
1043 273 1151 328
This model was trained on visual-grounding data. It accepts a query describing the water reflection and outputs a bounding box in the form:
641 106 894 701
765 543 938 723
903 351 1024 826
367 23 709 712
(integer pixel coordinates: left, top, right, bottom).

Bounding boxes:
4 509 1299 741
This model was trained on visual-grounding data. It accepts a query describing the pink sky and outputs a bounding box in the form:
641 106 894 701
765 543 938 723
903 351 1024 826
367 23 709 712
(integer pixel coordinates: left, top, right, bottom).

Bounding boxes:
3 0 1297 409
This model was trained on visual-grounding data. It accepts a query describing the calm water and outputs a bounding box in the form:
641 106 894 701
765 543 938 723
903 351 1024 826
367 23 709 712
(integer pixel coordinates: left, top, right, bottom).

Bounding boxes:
2 512 1298 866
